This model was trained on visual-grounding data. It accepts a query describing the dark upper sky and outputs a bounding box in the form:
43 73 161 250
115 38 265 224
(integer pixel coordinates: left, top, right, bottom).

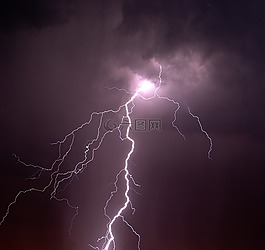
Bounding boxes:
0 1 264 249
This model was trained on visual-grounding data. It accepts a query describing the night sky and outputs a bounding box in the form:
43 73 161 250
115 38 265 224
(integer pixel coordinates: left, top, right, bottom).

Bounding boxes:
0 0 265 249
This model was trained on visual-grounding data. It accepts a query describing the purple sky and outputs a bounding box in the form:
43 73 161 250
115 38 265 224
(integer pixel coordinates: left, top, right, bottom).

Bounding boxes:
0 1 265 249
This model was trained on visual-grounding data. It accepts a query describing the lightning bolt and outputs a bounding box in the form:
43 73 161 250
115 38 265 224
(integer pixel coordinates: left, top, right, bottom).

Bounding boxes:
0 62 213 250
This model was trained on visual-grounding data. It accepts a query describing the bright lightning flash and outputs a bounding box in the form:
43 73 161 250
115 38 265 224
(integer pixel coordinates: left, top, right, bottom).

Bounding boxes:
138 79 155 92
0 63 213 250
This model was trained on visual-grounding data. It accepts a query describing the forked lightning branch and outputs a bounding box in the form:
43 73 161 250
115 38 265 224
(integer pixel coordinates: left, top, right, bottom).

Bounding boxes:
0 63 213 250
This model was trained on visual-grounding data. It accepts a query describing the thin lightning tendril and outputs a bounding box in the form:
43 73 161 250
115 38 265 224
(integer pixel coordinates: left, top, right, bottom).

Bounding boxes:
0 63 213 249
187 107 213 160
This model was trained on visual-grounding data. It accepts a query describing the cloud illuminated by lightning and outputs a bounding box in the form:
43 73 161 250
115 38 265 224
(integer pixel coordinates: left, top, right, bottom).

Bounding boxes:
138 79 155 92
0 62 213 250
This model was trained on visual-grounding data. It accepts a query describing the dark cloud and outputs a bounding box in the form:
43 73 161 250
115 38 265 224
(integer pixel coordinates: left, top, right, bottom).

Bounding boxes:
120 0 265 55
0 0 74 31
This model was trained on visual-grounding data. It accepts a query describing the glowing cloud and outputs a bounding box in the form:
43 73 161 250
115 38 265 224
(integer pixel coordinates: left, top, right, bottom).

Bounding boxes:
138 79 155 92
